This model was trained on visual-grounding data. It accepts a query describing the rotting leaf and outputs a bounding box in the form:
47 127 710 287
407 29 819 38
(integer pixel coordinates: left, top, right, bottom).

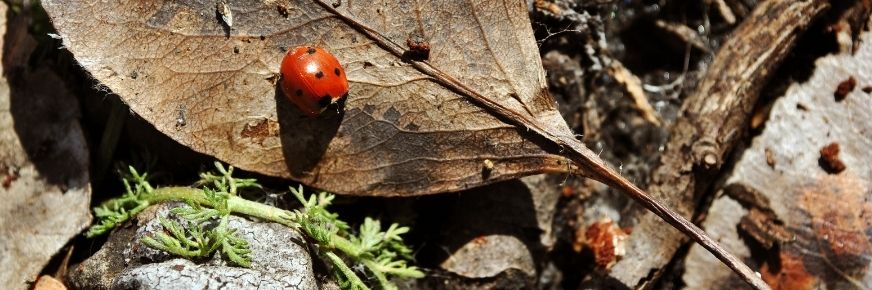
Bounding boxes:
760 251 818 290
798 173 872 260
574 218 628 270
42 0 571 197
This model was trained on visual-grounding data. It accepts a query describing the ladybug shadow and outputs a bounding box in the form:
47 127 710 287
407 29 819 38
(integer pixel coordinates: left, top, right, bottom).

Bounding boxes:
274 87 344 178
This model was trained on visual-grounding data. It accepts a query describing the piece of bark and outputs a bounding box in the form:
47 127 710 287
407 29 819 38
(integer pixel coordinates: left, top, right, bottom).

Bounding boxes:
682 30 872 289
601 0 831 288
0 4 92 289
738 207 792 250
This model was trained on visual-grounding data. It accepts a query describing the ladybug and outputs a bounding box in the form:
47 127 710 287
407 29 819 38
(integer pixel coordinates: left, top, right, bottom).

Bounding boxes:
280 46 349 116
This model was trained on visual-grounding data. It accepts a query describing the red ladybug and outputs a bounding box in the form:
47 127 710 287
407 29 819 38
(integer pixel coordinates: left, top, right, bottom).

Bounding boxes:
280 46 349 116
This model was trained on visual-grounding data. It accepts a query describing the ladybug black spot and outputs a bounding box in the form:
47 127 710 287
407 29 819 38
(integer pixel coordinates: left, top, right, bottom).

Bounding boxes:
306 47 316 54
318 95 332 107
295 89 303 96
315 71 324 78
334 68 341 76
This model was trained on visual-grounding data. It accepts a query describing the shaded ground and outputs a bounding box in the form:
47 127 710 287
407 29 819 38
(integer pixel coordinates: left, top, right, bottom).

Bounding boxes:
4 0 870 289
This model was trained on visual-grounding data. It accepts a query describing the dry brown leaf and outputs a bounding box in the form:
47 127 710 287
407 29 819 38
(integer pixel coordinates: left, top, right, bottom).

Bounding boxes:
42 0 571 196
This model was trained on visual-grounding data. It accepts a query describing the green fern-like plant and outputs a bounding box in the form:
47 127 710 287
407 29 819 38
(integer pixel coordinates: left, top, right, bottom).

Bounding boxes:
88 162 423 290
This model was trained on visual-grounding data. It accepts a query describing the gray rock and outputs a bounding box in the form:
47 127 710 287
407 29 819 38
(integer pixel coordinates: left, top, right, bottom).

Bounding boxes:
68 203 318 290
113 259 312 290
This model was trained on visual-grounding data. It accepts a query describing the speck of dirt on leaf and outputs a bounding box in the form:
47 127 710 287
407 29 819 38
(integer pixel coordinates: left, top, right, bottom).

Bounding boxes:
862 86 872 94
332 0 342 8
818 142 846 174
363 61 374 69
241 119 279 139
266 74 280 86
481 159 495 179
276 5 289 18
834 76 856 102
233 47 239 54
175 106 187 129
405 31 431 61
